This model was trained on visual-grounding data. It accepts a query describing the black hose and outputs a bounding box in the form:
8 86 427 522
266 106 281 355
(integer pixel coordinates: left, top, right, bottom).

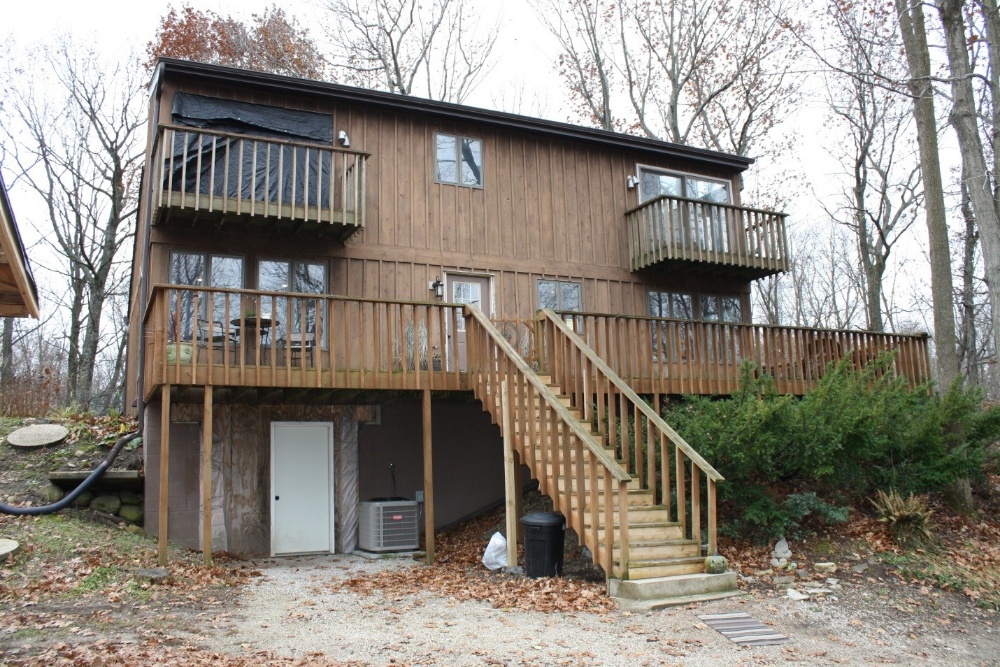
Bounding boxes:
0 431 141 516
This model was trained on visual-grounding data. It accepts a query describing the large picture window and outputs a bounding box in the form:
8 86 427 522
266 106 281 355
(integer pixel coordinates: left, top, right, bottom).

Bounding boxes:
435 133 483 187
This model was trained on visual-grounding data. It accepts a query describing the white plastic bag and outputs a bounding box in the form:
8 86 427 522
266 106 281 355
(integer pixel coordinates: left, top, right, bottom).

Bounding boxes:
481 531 508 570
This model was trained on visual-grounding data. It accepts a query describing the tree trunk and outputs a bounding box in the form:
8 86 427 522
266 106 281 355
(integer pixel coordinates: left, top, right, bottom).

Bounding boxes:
895 0 960 391
940 0 1000 389
1 317 12 384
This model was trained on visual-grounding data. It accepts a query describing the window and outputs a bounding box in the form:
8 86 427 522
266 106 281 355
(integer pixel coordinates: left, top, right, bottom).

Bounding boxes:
648 290 693 320
699 295 743 323
648 290 693 360
257 260 327 345
638 167 731 205
538 280 582 329
436 133 483 187
169 252 243 342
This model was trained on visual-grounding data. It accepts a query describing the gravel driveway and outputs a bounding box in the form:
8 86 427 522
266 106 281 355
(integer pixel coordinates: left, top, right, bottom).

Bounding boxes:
197 554 1000 666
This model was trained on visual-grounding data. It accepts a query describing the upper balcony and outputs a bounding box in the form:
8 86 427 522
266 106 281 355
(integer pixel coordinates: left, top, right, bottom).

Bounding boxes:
626 195 789 280
150 125 369 241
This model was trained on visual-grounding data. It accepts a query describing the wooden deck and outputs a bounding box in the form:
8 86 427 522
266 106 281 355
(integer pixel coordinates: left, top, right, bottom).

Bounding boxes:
143 286 467 400
547 311 932 396
626 195 789 278
151 125 368 239
143 288 932 401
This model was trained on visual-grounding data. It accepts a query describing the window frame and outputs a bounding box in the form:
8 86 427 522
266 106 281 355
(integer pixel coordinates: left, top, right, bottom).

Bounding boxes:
167 251 245 343
635 164 732 205
434 132 485 189
537 279 583 330
256 258 329 346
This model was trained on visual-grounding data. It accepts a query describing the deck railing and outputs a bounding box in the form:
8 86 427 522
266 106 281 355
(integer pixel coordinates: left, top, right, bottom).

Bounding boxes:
143 285 463 396
464 306 634 578
537 309 723 555
551 311 932 396
153 125 368 229
626 194 789 275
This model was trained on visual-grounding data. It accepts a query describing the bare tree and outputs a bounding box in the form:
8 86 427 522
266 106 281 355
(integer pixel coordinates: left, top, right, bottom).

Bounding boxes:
825 1 922 333
535 0 804 158
322 0 498 103
531 0 618 130
1 43 144 411
891 0 961 392
938 0 1000 389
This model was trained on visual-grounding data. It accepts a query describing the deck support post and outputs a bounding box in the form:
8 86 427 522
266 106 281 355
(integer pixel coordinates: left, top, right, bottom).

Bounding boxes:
502 381 519 567
422 389 435 565
158 385 172 566
202 385 213 566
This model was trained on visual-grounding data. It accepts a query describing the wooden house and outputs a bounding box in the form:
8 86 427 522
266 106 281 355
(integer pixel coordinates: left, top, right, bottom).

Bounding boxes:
0 172 39 319
125 59 930 602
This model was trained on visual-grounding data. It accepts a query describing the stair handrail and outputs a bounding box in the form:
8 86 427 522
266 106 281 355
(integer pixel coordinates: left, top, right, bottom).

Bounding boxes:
539 309 724 483
464 306 630 483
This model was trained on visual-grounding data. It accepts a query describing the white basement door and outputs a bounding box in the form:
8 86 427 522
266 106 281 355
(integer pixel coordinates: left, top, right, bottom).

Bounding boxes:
271 422 335 555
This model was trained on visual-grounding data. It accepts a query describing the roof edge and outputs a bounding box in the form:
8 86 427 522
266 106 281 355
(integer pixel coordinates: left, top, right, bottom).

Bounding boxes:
0 171 40 319
154 58 755 172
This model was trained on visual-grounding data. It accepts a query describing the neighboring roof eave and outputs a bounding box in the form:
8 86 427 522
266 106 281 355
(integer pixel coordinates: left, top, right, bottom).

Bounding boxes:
0 171 40 319
154 58 755 172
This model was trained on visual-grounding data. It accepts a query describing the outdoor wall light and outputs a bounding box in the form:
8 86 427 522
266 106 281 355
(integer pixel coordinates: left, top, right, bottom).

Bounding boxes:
626 174 639 190
337 130 350 148
429 277 445 299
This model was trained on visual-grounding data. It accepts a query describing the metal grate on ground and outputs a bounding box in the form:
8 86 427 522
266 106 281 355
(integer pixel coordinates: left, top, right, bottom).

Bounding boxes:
698 611 790 646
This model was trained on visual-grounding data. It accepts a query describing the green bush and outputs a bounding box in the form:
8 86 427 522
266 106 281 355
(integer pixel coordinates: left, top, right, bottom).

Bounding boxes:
663 356 1000 539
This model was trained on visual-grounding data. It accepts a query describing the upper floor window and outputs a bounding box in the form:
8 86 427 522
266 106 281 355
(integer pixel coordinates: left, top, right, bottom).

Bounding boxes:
436 133 483 187
638 166 730 205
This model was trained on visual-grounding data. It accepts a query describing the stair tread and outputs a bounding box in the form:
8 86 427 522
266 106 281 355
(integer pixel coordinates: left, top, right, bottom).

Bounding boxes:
623 556 706 566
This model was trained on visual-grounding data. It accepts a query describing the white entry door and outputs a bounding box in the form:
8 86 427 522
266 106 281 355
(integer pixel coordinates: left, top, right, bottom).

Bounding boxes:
271 422 334 556
448 274 491 371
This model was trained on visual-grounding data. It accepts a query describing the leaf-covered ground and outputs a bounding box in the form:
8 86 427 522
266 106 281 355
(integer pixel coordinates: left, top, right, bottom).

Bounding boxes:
1 416 999 665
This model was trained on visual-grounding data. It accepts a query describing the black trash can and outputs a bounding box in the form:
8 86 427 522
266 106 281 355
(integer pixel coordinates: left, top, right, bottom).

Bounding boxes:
520 511 565 578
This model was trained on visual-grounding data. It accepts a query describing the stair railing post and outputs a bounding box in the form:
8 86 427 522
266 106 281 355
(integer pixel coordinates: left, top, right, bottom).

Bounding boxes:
708 478 718 556
501 380 519 570
618 480 630 578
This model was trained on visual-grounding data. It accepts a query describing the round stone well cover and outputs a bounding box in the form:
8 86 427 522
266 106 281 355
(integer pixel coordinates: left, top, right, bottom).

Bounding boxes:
6 424 69 449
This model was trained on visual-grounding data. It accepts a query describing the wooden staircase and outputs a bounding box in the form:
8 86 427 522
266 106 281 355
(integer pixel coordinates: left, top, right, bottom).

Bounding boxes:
465 307 735 605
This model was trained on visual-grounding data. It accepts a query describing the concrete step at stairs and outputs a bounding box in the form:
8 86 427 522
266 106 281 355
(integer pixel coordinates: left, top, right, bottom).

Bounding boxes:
609 572 740 611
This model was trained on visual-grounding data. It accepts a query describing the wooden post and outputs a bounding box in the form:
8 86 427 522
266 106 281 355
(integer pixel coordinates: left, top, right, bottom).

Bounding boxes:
422 389 435 565
158 385 172 566
202 386 213 566
501 381 518 569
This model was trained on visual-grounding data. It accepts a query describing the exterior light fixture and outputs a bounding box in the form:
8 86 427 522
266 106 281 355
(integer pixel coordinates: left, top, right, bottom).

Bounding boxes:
429 277 445 299
337 130 350 148
626 175 639 190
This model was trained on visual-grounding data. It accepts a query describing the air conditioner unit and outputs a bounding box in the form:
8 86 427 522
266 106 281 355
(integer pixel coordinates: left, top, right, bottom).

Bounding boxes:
358 499 420 552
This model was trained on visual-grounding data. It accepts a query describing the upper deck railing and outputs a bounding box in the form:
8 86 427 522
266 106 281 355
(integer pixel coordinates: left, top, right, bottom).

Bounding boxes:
626 195 789 277
152 125 368 235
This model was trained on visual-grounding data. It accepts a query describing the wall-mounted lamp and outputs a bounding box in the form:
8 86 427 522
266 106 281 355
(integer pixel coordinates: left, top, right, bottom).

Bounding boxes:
429 277 445 299
626 174 639 190
337 130 351 148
